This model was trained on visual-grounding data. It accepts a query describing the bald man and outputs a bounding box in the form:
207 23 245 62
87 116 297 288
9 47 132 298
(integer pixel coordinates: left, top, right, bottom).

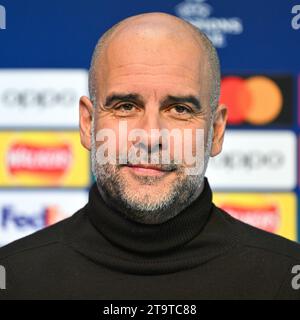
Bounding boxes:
1 12 300 300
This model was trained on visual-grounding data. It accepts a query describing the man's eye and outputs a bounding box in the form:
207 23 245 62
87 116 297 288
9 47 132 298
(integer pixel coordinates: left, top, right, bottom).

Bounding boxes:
171 105 192 115
115 103 136 112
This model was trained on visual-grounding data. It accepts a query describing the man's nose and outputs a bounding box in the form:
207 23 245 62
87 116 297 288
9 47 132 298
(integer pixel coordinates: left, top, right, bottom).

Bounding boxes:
134 110 165 154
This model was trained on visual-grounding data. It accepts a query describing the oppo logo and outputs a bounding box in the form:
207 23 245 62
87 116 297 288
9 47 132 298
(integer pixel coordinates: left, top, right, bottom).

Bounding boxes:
1 89 77 107
210 150 284 170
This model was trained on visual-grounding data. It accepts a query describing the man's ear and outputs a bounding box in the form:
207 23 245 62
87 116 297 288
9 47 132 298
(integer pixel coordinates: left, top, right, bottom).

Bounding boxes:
79 96 94 151
210 104 227 157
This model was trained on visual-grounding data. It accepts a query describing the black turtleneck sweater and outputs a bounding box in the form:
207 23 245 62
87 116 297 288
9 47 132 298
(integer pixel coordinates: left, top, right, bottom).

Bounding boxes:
1 177 300 299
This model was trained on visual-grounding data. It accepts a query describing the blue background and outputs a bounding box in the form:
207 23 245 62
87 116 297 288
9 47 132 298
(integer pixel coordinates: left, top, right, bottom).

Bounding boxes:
0 0 300 241
0 0 299 72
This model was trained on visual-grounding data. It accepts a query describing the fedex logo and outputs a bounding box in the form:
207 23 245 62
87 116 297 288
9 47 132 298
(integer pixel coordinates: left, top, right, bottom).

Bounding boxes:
1 206 46 229
0 191 87 246
0 206 60 229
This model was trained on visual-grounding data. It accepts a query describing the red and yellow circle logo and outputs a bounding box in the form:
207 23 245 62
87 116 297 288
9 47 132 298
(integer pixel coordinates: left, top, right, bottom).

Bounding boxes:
220 76 283 125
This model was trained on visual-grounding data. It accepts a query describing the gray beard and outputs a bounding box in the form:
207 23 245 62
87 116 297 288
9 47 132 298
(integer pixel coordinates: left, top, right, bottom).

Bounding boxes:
91 119 213 225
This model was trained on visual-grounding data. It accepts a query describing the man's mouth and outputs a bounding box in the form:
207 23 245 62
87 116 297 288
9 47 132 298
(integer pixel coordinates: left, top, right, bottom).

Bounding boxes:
124 164 176 176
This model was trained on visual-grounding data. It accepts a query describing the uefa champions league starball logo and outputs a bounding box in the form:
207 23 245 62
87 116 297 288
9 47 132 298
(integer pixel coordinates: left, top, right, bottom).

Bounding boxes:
174 0 243 48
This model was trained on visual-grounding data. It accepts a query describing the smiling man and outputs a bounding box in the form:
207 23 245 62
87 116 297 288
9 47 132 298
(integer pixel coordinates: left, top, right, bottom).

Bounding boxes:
83 12 223 225
1 12 300 300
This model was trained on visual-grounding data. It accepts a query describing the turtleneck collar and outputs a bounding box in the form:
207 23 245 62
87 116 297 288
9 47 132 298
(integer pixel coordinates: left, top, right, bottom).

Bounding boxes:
64 176 240 275
86 177 213 255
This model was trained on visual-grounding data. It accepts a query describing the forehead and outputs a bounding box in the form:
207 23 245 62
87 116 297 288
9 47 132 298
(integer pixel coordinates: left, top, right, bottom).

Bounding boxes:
96 26 210 102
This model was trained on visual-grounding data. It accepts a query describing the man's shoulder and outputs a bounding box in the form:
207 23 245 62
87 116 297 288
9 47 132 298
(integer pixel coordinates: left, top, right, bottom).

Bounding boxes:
0 209 82 263
213 204 300 299
214 204 300 262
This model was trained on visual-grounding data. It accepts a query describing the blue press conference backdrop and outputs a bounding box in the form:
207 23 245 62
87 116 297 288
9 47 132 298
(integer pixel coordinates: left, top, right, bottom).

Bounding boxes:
1 1 300 70
0 0 300 245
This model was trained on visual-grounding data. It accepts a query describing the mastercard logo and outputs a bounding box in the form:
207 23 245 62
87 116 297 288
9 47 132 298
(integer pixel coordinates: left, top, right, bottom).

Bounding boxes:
220 76 283 125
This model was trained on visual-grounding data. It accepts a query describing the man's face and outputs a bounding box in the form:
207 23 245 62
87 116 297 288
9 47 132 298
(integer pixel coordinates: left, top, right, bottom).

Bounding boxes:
80 23 226 224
